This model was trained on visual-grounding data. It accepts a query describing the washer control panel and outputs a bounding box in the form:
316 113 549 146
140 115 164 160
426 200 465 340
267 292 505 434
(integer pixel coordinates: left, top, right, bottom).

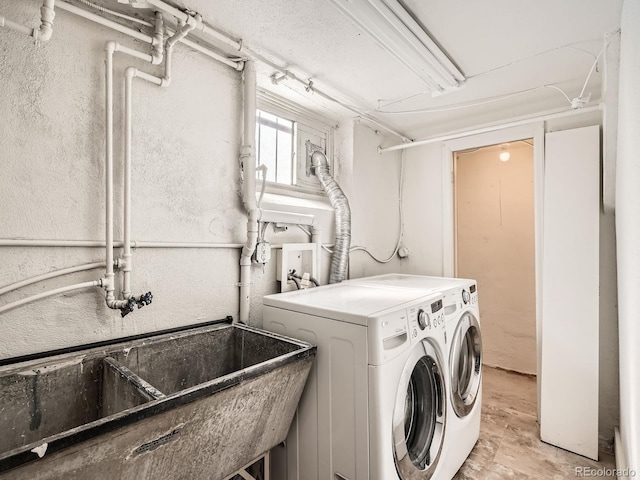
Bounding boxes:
408 297 445 340
368 293 444 365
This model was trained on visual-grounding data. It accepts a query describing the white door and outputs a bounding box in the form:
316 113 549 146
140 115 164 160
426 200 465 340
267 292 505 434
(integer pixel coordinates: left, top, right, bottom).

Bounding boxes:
540 125 599 460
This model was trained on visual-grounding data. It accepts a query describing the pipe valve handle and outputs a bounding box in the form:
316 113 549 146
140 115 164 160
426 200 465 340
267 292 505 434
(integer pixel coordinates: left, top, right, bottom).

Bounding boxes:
136 291 153 308
120 297 137 318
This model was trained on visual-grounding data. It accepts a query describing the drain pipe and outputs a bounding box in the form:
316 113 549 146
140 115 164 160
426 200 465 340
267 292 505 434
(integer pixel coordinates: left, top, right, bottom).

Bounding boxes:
311 151 351 283
239 60 258 324
0 0 55 42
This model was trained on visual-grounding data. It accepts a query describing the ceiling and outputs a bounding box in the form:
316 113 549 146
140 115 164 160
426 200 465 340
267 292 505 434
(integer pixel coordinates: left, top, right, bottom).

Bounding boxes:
111 0 623 139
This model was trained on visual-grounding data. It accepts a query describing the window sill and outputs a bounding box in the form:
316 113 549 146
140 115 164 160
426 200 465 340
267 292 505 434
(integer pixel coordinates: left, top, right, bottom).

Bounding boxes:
260 192 333 213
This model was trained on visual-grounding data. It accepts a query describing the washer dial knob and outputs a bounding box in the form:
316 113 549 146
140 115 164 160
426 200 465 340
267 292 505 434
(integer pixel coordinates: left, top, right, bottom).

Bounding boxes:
417 309 429 330
462 289 470 304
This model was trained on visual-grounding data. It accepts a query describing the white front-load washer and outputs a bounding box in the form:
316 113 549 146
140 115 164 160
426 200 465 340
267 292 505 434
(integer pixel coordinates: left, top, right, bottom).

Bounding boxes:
345 275 483 479
262 282 448 480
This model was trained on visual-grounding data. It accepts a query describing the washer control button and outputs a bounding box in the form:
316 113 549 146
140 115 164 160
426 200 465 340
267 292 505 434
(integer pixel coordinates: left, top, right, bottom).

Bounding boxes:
417 309 429 330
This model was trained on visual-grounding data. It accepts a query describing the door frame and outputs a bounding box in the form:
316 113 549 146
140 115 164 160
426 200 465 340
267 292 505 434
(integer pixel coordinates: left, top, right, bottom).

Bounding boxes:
441 123 545 415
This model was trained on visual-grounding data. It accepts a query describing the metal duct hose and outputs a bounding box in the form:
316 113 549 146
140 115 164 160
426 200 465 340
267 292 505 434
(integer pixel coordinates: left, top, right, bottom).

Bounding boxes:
311 151 350 283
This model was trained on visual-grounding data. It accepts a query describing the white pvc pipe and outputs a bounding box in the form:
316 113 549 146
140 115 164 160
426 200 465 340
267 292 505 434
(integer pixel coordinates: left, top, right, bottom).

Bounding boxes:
0 280 101 315
132 241 244 249
0 16 33 36
104 41 118 306
0 262 105 296
379 104 603 153
118 43 153 63
0 239 243 248
145 0 244 53
179 36 243 70
57 1 242 70
239 60 258 324
615 0 640 472
123 67 134 299
57 1 152 43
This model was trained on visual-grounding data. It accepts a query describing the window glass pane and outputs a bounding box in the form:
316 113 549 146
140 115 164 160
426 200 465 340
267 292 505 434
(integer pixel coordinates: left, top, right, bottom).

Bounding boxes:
260 110 278 123
276 127 293 185
259 122 277 183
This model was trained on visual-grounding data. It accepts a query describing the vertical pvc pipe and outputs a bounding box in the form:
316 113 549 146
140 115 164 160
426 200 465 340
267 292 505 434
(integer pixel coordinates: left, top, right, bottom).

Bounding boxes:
122 67 134 299
239 60 257 324
615 0 640 473
104 42 116 302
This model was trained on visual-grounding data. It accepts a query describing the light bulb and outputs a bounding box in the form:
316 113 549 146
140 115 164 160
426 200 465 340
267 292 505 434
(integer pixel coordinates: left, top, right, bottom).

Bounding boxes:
499 150 510 162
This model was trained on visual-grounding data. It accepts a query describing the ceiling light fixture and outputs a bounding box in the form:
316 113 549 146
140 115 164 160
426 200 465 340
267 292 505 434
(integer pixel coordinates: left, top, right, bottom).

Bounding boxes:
499 144 511 162
327 0 465 93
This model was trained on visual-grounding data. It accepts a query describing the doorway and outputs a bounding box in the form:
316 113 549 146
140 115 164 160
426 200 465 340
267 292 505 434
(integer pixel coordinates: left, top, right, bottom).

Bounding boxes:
453 141 536 374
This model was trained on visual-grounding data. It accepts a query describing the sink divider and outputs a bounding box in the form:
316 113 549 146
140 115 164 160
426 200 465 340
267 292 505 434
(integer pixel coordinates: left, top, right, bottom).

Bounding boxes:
101 357 165 417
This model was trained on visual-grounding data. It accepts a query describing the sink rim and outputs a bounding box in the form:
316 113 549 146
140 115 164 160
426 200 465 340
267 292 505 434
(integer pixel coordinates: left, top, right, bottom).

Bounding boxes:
0 322 316 473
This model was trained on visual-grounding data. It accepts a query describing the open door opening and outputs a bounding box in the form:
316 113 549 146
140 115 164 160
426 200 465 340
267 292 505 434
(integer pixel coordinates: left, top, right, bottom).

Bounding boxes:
453 140 536 375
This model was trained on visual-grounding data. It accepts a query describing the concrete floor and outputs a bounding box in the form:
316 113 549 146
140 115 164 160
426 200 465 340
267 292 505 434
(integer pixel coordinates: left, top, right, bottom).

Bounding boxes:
454 366 616 479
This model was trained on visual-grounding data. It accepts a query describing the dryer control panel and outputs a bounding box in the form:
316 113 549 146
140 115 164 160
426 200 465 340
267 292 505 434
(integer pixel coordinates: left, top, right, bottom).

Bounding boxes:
461 283 479 307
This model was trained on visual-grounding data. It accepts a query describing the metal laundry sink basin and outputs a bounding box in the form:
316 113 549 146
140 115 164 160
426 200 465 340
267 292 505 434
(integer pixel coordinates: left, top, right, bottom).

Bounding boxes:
0 319 315 480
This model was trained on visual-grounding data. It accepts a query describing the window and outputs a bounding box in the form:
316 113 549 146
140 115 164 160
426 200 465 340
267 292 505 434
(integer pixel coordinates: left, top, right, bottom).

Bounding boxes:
256 110 294 185
256 92 335 195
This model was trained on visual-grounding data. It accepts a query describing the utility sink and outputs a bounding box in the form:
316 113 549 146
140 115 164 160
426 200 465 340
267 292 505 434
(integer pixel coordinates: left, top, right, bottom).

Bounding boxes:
0 320 315 480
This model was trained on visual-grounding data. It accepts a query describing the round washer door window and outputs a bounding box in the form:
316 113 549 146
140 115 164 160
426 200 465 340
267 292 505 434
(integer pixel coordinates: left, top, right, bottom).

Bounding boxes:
392 340 446 480
450 311 482 418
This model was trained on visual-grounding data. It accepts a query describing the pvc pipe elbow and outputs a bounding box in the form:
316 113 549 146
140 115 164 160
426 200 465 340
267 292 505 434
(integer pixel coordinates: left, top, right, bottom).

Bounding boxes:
32 3 55 43
185 13 203 31
105 41 118 54
124 66 137 79
32 25 53 43
151 49 164 65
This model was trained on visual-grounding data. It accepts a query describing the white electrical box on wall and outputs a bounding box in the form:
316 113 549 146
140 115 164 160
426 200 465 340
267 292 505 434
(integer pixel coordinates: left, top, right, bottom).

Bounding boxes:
277 243 318 292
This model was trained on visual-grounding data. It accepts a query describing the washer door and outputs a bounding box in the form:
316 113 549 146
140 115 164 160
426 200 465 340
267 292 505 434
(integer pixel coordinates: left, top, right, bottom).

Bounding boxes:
450 311 482 418
392 340 446 480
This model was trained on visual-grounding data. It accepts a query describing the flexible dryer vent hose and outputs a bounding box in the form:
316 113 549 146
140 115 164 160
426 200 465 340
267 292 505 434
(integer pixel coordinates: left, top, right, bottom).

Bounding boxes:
311 151 351 283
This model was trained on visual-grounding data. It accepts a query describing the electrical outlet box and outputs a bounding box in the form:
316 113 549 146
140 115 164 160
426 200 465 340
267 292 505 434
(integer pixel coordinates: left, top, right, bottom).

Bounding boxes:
276 243 318 292
254 242 271 264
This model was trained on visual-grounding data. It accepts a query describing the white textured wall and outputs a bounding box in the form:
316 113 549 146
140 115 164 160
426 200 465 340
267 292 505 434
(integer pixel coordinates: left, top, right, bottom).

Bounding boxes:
0 1 334 359
349 124 443 278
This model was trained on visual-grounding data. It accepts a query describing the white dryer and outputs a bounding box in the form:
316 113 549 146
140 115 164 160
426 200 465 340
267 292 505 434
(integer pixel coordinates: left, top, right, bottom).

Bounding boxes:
345 274 482 479
262 282 448 480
